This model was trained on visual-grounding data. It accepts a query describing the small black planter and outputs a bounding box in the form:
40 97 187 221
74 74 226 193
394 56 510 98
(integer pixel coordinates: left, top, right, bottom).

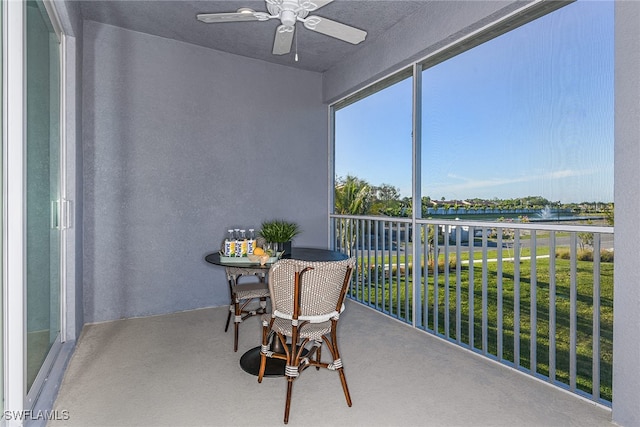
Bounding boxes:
275 241 292 255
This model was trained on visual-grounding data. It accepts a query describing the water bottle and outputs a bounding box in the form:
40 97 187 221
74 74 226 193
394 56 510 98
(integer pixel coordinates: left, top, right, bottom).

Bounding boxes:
247 229 256 255
237 229 247 257
224 230 235 257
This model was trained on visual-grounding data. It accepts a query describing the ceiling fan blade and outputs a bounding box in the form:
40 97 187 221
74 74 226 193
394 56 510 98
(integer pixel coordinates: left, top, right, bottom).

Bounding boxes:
301 0 334 11
272 25 295 55
196 12 260 24
303 16 367 44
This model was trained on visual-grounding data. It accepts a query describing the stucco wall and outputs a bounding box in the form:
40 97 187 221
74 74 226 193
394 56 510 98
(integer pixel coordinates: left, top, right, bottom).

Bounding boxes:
82 21 327 323
613 2 640 425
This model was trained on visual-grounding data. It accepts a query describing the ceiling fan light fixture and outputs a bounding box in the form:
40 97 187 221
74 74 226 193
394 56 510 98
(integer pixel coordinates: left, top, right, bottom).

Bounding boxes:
237 8 255 14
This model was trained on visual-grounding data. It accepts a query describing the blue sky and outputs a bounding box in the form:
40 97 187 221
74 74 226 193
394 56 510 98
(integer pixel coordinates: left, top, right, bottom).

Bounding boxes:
335 0 614 204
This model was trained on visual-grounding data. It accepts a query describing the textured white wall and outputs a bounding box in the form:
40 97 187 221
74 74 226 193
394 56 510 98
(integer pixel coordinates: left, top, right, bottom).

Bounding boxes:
82 21 327 323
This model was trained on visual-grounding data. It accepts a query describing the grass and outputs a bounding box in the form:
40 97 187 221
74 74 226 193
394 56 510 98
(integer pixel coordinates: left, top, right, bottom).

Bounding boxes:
350 249 613 403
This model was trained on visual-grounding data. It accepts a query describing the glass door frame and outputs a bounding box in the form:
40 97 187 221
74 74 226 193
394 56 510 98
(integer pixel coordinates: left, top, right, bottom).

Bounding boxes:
3 0 67 418
25 0 66 408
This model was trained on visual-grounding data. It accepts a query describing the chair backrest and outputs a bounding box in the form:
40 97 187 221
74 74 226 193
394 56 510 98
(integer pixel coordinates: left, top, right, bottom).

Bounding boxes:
268 257 356 323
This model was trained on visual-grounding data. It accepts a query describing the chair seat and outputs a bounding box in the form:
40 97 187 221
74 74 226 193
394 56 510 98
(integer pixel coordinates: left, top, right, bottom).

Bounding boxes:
261 314 332 341
234 282 270 300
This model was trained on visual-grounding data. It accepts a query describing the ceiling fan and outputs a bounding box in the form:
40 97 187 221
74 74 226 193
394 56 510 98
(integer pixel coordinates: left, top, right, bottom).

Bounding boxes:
196 0 367 56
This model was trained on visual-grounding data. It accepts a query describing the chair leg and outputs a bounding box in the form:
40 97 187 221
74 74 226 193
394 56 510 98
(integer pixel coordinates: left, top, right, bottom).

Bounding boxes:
315 343 322 371
258 326 270 383
284 379 294 424
329 328 352 407
338 368 352 407
224 306 232 332
233 322 239 352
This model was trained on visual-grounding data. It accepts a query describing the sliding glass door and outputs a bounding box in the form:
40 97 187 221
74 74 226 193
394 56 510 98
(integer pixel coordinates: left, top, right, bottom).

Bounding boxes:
25 0 61 393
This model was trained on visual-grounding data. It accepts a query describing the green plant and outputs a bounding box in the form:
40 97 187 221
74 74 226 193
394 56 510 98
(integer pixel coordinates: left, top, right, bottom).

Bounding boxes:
600 249 614 262
259 220 301 243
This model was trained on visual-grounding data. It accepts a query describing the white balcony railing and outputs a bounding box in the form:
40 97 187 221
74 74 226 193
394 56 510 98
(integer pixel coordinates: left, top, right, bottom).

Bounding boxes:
330 214 614 406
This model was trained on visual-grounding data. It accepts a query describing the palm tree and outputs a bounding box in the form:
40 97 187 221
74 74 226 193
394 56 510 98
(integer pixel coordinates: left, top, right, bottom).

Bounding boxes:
334 175 371 255
334 175 371 215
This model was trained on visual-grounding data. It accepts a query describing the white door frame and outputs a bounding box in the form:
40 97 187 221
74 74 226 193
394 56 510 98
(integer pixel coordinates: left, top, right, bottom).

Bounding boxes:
2 0 67 423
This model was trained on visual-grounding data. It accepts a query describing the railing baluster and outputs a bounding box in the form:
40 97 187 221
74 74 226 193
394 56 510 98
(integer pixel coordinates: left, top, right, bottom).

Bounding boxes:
514 230 521 368
549 231 557 383
455 224 462 343
530 230 537 374
570 232 577 392
395 222 401 319
444 224 450 338
592 233 601 400
423 224 430 331
497 228 503 361
468 226 474 349
382 221 388 313
374 220 380 310
404 222 410 323
433 225 440 334
365 219 371 306
482 226 488 355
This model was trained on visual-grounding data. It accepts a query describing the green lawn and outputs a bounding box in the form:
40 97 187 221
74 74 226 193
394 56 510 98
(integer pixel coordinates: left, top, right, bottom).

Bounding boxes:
351 251 613 402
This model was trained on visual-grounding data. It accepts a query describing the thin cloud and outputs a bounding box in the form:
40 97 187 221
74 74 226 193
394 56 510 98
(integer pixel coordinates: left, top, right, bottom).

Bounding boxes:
430 169 593 194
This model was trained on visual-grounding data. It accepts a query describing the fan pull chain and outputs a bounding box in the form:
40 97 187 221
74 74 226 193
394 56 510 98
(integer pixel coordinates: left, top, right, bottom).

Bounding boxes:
295 28 299 62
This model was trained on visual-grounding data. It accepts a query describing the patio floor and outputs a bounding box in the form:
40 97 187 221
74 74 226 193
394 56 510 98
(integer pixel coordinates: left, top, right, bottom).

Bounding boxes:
49 300 612 427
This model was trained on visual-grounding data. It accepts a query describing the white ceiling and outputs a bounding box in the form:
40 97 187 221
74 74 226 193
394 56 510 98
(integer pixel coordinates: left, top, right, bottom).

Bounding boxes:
79 0 435 73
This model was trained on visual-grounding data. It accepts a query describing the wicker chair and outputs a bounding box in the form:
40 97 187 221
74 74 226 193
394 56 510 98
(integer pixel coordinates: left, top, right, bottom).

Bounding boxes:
257 257 356 424
224 267 270 352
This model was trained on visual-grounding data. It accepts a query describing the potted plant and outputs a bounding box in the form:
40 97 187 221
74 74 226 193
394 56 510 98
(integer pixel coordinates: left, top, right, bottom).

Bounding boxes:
259 220 300 254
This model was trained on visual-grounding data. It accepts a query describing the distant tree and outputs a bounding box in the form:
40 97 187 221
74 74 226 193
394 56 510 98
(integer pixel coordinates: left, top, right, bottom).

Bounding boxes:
375 183 400 202
605 203 614 225
578 220 594 250
370 183 403 216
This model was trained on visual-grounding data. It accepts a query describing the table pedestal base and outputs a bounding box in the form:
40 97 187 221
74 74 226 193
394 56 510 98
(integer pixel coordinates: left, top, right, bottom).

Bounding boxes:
239 345 310 377
239 346 285 377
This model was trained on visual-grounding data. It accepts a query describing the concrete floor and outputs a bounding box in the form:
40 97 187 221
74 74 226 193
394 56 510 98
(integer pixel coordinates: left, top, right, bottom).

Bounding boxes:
49 300 613 427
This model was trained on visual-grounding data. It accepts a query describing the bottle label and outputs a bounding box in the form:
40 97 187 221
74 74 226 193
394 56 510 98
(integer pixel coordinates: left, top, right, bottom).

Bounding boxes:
235 239 246 257
247 239 255 255
224 240 235 257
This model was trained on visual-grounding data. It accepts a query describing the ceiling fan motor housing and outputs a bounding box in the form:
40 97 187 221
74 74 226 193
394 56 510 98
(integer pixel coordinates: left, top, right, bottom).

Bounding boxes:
280 9 297 27
267 0 310 28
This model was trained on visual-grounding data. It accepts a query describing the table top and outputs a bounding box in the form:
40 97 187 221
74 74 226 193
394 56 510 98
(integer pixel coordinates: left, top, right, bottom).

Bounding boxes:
205 247 348 268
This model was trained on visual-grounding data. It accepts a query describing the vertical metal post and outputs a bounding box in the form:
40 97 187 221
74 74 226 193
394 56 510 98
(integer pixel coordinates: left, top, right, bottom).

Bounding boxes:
411 63 422 328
